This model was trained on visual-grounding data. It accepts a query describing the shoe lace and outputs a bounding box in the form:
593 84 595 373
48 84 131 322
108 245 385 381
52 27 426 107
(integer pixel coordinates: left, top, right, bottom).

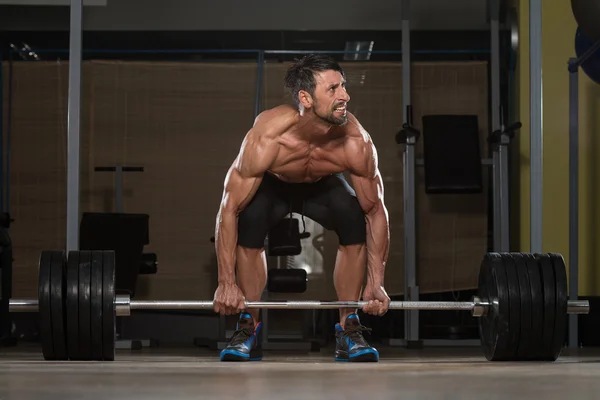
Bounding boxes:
340 324 372 345
229 327 254 345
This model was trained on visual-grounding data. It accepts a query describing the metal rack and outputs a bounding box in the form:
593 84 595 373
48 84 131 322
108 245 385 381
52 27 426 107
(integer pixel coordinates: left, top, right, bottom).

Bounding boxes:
58 0 545 349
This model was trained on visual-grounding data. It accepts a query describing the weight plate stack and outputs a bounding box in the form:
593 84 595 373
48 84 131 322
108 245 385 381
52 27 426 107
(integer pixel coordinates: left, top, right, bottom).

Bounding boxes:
478 253 511 360
90 250 104 360
66 251 81 360
102 251 116 361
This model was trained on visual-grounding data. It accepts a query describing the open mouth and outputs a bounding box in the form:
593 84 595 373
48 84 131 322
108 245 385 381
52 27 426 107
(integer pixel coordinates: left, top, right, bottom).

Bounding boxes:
333 104 347 114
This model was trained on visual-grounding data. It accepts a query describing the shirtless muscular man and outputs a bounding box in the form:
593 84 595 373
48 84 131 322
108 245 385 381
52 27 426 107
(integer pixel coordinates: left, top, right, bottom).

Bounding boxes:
213 54 391 362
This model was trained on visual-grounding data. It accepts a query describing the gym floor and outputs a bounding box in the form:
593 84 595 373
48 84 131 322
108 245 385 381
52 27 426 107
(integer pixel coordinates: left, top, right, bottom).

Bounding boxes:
0 345 599 399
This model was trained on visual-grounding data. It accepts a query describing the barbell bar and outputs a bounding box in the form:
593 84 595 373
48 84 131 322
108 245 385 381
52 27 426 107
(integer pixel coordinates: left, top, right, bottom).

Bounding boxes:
1 249 592 362
9 296 590 318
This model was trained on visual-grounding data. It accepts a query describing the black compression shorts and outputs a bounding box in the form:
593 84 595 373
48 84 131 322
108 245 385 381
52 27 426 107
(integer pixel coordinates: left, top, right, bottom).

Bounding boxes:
237 172 367 248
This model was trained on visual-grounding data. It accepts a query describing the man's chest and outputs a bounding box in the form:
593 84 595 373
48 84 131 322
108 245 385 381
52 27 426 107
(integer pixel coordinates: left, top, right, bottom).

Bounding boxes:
269 137 349 180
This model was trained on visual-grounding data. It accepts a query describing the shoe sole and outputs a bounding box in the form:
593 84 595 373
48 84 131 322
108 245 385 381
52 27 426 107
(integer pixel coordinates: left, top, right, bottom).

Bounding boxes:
334 349 379 362
220 349 263 362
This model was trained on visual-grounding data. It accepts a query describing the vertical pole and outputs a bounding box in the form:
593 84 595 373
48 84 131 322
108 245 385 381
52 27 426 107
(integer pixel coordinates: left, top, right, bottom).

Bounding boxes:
0 53 4 214
255 51 264 118
401 0 419 347
529 0 543 253
568 59 579 348
490 0 510 252
6 52 13 216
490 0 501 251
254 50 269 346
66 0 83 252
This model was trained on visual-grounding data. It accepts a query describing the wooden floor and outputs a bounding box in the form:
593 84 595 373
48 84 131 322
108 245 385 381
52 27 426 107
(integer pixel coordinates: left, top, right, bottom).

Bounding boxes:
1 345 599 399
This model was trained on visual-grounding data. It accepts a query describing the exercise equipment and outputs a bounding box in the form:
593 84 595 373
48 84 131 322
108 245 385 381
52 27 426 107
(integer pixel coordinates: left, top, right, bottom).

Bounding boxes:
571 0 600 43
267 268 307 293
564 25 600 347
575 27 600 85
396 108 519 347
267 217 311 256
421 114 483 194
4 249 590 362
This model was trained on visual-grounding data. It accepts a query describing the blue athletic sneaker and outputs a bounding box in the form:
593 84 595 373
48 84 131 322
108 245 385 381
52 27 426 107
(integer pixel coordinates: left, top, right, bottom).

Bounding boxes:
220 313 263 361
334 313 379 362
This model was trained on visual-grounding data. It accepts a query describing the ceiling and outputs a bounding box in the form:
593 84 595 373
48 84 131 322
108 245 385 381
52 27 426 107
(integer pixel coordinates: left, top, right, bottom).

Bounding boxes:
0 0 509 32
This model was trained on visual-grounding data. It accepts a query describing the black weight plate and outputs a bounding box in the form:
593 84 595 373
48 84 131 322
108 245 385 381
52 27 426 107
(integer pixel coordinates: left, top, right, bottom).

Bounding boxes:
66 250 80 360
501 254 521 360
78 251 92 360
38 251 55 360
536 253 557 361
549 253 568 360
510 253 533 360
102 250 115 361
50 251 67 360
521 253 545 360
90 251 104 361
478 253 510 361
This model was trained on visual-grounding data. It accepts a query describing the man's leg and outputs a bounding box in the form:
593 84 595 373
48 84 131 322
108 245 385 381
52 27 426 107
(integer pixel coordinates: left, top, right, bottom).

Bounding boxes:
220 174 289 361
235 173 288 320
303 174 377 362
235 245 268 323
333 243 367 328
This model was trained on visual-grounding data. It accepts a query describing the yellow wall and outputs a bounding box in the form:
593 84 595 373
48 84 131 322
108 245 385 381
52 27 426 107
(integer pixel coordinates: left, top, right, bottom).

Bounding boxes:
513 0 600 295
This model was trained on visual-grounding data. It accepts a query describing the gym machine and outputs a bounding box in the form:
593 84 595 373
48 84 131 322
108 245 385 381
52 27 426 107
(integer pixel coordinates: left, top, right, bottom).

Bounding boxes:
566 1 600 348
392 0 523 348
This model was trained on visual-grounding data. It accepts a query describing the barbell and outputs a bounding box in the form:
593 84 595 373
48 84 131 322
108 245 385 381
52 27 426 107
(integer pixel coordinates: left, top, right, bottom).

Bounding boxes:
3 249 590 362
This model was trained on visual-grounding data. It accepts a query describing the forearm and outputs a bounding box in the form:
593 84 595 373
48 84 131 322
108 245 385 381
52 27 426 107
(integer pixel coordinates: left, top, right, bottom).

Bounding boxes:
215 207 238 285
365 205 389 286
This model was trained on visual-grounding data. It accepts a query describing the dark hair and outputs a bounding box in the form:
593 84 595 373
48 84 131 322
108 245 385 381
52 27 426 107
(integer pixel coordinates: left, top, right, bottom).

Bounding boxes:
284 54 345 106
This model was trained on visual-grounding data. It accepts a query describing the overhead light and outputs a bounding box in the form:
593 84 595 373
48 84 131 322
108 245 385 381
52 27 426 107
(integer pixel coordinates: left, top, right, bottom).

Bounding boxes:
343 41 374 61
10 43 40 60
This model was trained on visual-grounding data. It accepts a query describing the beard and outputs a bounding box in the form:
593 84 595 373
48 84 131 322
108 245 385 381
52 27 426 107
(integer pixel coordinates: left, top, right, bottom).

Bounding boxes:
313 101 348 126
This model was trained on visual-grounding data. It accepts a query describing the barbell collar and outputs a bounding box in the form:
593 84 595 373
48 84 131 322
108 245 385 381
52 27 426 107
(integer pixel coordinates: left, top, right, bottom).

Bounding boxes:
116 294 131 317
567 300 590 314
8 299 39 313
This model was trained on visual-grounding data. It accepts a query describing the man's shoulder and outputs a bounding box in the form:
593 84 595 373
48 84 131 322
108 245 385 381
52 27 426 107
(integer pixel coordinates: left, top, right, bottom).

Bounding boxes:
342 113 377 175
252 104 299 139
343 112 372 144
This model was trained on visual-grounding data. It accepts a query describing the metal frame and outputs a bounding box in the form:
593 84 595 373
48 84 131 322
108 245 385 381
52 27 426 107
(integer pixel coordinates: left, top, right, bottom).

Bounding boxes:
565 33 600 347
66 0 83 252
568 58 579 349
490 0 510 253
529 0 543 253
391 0 511 348
47 0 542 350
401 0 420 348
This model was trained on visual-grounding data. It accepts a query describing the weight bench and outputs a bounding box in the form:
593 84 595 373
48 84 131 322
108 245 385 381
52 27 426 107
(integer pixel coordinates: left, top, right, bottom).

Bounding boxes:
79 212 158 350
